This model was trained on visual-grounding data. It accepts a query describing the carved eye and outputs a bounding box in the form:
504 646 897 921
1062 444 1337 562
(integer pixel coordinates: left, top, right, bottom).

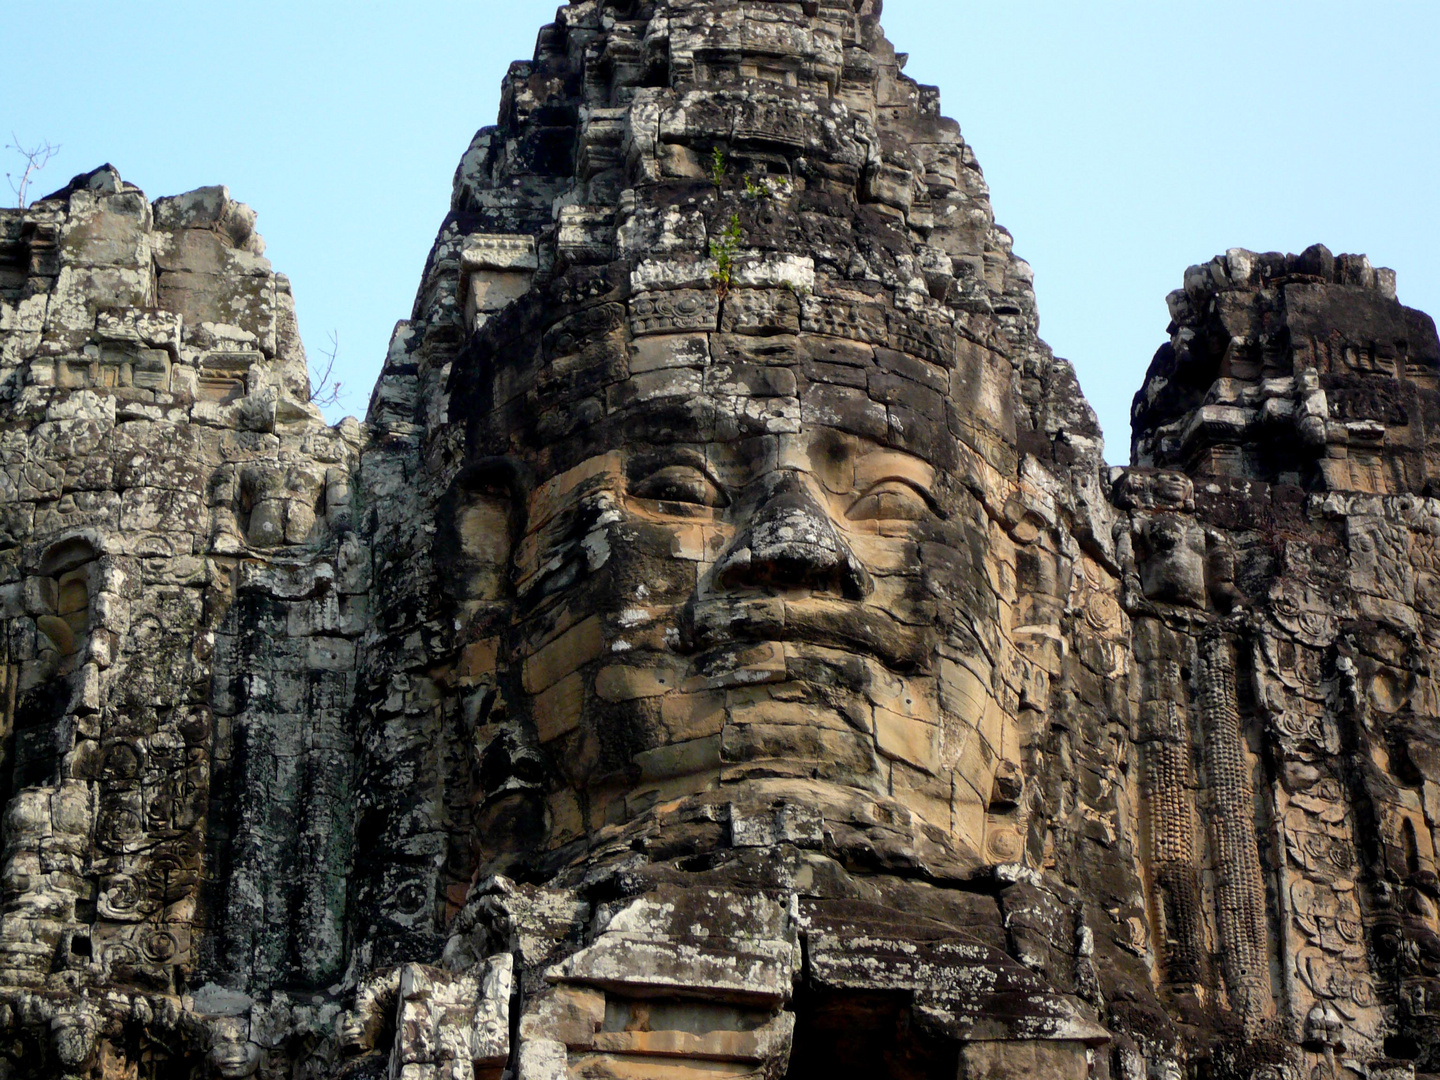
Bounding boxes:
847 480 932 522
631 465 728 509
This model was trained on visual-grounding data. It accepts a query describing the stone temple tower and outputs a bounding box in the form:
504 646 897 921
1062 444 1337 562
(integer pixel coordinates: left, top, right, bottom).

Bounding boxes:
2 2 1440 1079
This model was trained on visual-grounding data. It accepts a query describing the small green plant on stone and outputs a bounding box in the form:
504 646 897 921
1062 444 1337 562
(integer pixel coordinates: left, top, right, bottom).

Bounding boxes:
709 213 743 296
743 173 792 200
711 146 727 189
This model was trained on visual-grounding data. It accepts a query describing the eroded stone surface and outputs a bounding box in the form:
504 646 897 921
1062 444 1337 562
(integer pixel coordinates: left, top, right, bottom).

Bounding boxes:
1 3 1438 1080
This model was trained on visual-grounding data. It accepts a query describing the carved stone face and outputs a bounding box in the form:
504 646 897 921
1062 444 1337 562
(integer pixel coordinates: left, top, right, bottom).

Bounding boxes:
207 1021 261 1079
1138 513 1207 608
458 322 1008 860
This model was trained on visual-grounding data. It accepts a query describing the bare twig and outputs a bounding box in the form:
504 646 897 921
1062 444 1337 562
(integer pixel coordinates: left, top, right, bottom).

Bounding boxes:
5 134 61 209
309 330 345 408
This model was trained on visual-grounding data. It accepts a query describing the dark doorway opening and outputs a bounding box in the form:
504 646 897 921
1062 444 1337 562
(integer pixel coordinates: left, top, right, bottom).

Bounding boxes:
784 988 958 1080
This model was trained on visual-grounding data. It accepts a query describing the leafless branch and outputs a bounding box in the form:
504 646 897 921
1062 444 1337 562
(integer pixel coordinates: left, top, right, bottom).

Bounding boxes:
6 134 61 209
309 330 346 408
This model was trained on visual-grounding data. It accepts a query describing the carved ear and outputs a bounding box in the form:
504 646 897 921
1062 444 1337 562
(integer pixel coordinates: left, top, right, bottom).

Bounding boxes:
437 458 529 603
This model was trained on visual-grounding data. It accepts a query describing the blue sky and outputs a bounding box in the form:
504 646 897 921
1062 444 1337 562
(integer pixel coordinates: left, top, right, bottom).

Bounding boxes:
7 2 1437 463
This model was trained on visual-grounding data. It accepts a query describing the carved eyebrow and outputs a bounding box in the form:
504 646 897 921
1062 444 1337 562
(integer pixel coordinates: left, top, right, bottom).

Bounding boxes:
626 448 727 492
852 452 937 495
850 475 948 520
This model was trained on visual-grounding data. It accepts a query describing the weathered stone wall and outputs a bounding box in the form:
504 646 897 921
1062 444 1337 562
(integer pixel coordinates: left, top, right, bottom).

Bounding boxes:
1119 252 1440 1072
0 169 363 1071
0 3 1437 1080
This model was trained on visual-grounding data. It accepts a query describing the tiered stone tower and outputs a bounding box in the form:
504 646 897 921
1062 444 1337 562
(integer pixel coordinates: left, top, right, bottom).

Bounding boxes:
0 3 1437 1079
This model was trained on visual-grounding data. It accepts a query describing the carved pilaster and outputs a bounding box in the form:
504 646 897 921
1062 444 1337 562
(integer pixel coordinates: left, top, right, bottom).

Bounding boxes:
1196 630 1273 1031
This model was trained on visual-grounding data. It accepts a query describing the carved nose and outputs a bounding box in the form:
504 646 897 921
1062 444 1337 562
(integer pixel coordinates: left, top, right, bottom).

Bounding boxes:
712 474 873 599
